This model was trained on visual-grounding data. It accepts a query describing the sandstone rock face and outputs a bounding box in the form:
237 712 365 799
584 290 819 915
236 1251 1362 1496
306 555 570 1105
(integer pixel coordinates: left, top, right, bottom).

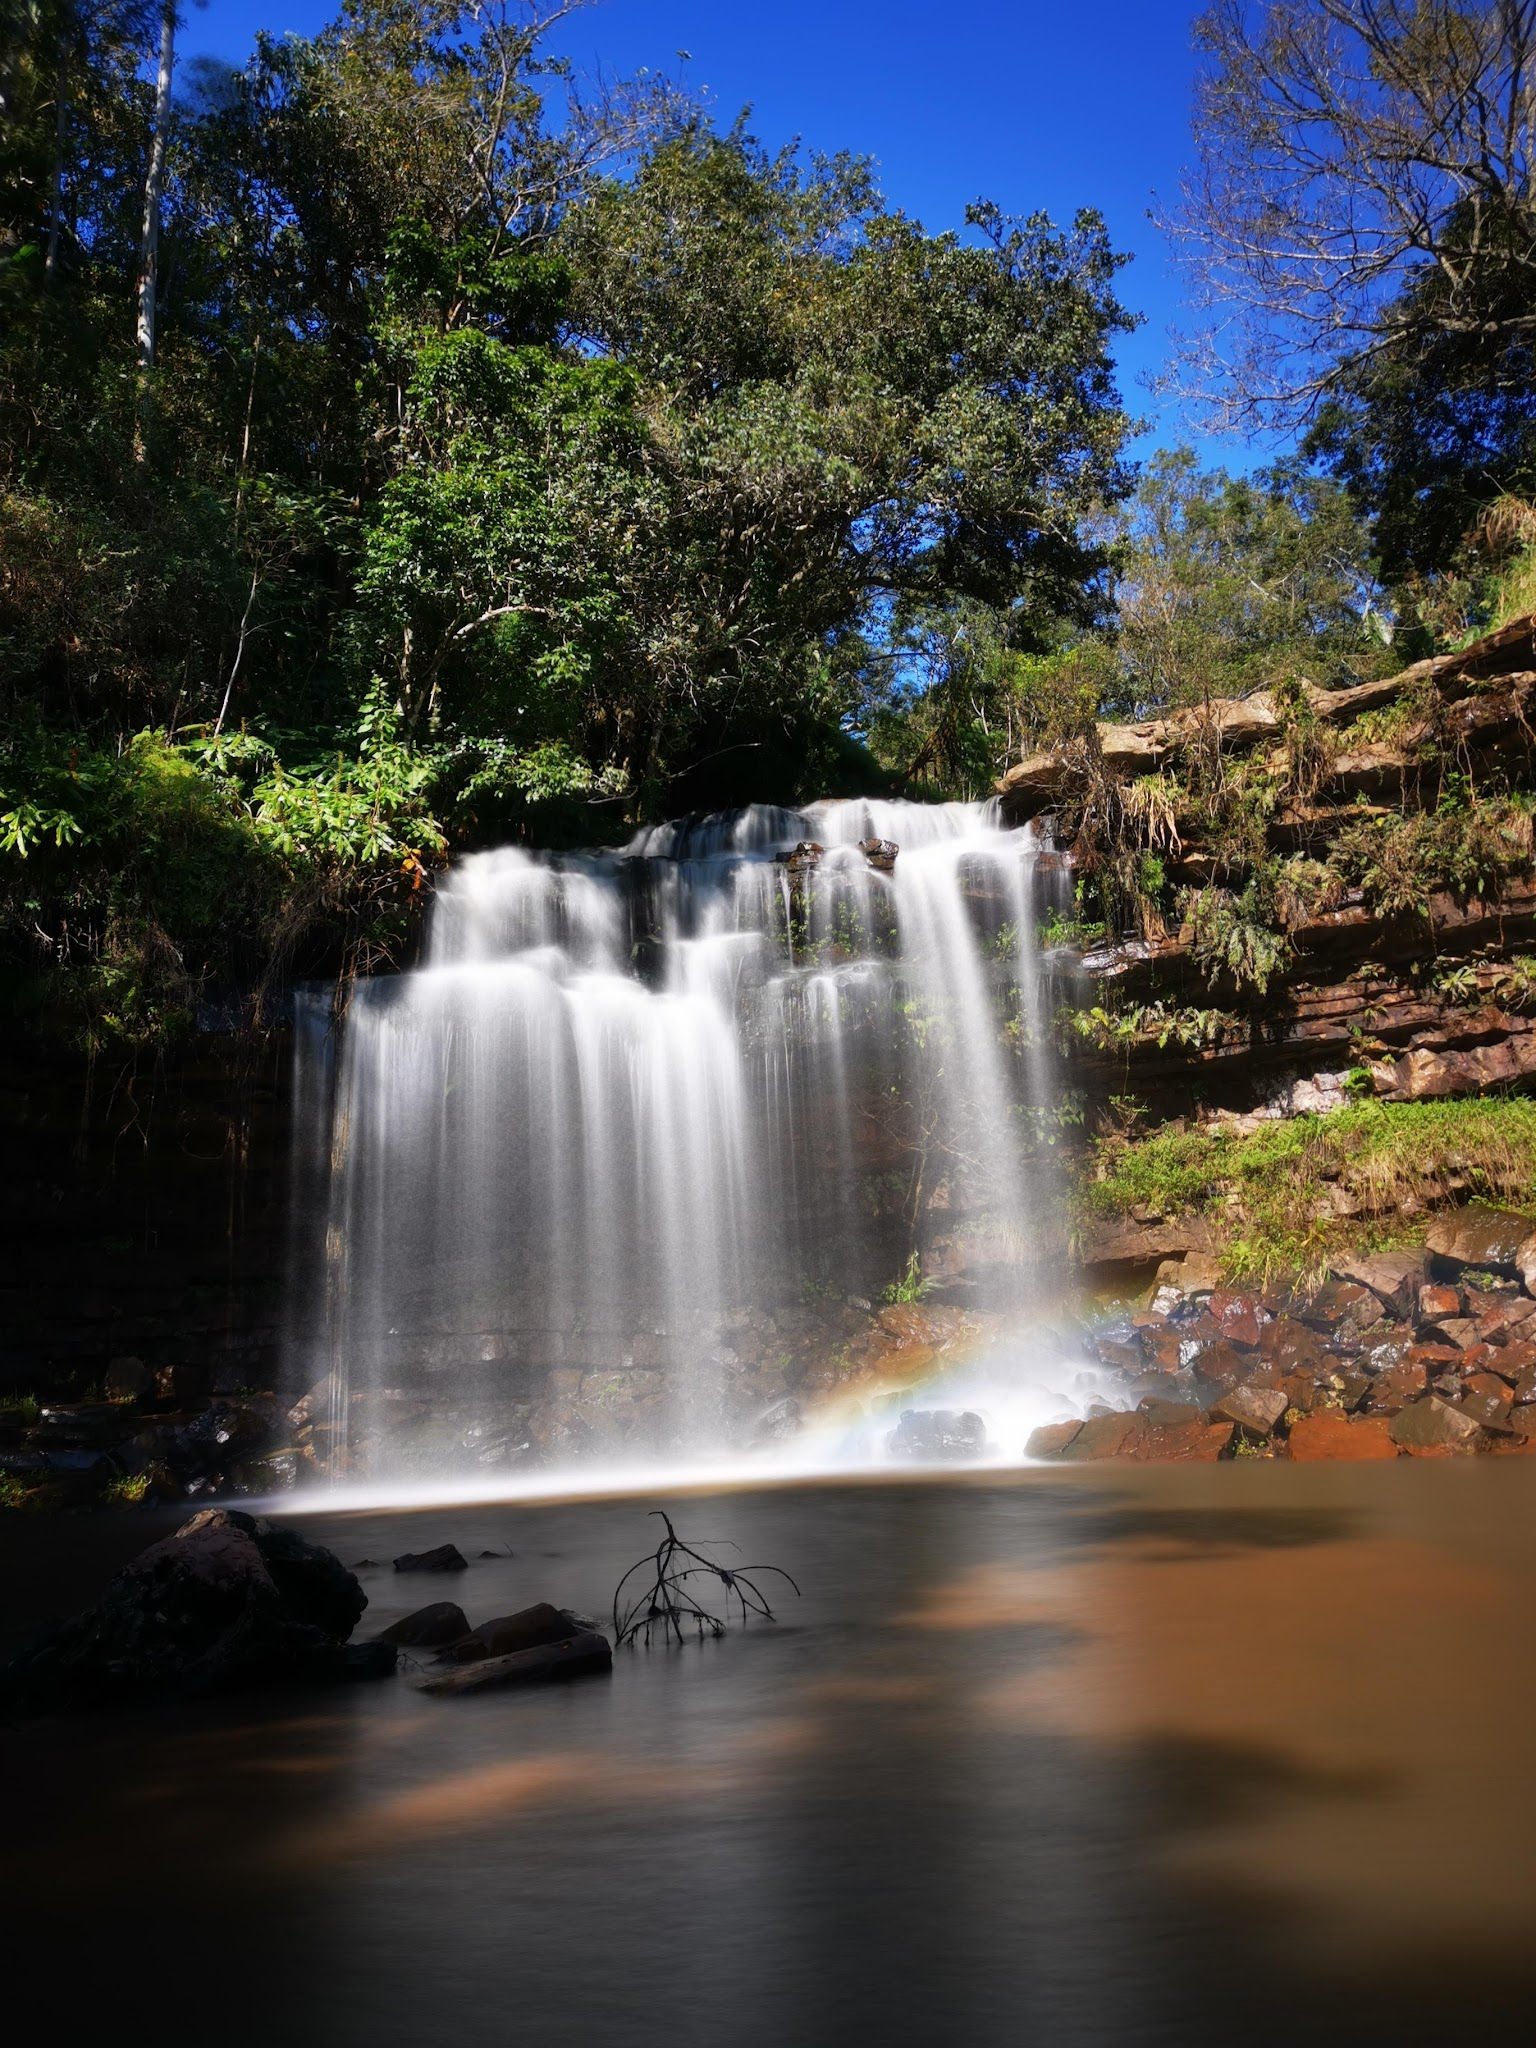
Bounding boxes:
1076 1215 1216 1270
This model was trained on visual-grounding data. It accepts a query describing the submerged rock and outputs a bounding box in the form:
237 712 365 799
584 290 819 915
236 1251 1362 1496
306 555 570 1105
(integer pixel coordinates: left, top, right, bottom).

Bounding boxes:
392 1543 469 1573
378 1601 471 1648
2 1508 376 1712
419 1628 612 1696
437 1601 590 1664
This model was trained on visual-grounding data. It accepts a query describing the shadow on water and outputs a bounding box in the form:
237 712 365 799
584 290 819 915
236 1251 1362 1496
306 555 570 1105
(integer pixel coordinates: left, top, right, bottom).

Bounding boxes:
3 1469 1534 2046
1060 1503 1360 1557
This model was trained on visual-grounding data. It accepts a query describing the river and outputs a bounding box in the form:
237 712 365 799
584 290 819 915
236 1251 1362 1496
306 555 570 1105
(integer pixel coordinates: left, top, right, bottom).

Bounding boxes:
5 1463 1535 2044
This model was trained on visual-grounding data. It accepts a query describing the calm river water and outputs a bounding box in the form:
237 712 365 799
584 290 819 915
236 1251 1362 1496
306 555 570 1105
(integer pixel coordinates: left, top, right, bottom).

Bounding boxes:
5 1465 1535 2045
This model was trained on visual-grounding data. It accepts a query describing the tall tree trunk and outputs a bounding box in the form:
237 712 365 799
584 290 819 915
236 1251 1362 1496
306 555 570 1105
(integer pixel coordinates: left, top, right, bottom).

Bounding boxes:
133 0 177 463
44 26 71 290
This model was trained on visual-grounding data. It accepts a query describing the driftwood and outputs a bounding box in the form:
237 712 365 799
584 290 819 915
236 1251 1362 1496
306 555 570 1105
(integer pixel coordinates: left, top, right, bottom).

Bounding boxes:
611 1511 800 1647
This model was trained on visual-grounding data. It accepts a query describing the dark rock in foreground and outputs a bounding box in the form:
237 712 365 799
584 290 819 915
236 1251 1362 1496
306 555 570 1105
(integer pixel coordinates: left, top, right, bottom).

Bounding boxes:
2 1509 381 1713
392 1543 469 1573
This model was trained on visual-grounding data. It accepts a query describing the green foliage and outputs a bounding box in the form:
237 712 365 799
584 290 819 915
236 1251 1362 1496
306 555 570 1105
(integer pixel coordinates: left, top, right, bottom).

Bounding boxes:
881 1251 932 1306
1185 870 1290 996
0 2 1140 1048
1331 799 1533 922
1060 1000 1239 1057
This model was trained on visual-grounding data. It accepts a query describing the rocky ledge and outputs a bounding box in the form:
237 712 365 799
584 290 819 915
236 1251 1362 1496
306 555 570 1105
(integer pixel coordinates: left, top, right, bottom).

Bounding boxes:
1031 1204 1536 1463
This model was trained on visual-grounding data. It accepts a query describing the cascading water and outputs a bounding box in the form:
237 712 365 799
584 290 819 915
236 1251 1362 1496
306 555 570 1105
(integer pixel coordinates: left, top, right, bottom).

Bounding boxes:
290 798 1110 1491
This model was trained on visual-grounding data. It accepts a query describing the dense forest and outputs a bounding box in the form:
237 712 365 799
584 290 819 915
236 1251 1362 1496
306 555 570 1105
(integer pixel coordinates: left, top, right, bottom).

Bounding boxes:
2 0 1534 1053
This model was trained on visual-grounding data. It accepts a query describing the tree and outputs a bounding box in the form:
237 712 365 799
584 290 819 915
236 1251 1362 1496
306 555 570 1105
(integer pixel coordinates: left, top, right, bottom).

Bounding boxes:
565 125 1137 800
1169 2 1536 429
1110 450 1385 710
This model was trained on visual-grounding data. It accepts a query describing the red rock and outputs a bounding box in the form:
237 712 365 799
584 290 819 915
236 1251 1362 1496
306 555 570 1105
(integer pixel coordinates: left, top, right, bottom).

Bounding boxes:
1187 1338 1248 1392
1209 1289 1267 1348
1364 1358 1428 1414
1258 1322 1327 1374
1093 1337 1145 1374
1059 1411 1142 1461
1025 1421 1082 1459
1464 1370 1513 1402
1130 1420 1234 1462
1287 1413 1397 1462
1211 1385 1288 1435
1280 1373 1321 1414
1389 1396 1485 1454
1459 1386 1515 1433
1419 1283 1462 1321
1512 1364 1536 1406
1493 1340 1536 1384
1330 1251 1423 1316
1142 1330 1186 1375
1298 1281 1385 1332
1510 1408 1536 1439
1136 1397 1205 1428
1424 1317 1480 1349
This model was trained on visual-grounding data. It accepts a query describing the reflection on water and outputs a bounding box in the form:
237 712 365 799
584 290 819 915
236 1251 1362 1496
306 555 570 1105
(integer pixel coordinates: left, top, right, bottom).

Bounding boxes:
4 1465 1536 2045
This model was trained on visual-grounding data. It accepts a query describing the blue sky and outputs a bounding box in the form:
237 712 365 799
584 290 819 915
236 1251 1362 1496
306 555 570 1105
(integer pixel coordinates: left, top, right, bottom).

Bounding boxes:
184 0 1245 466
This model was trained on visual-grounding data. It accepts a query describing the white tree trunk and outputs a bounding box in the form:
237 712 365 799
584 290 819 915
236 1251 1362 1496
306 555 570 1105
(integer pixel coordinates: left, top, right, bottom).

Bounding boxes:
134 1 176 455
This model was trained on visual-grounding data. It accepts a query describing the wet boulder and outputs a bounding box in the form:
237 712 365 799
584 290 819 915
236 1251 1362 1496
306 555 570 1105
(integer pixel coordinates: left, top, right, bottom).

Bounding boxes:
859 836 899 872
2 1509 377 1711
1426 1206 1532 1278
1328 1251 1423 1318
1389 1396 1485 1454
392 1543 469 1573
1025 1420 1082 1459
419 1628 612 1697
377 1601 471 1649
887 1408 988 1460
1210 1385 1288 1436
1058 1411 1141 1461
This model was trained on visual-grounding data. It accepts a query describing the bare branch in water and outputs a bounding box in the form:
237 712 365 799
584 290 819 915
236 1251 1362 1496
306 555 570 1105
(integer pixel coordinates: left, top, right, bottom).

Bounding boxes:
611 1512 801 1647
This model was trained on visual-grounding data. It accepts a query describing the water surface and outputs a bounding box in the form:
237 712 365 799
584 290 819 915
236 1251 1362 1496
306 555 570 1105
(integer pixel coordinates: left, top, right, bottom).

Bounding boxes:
5 1465 1535 2044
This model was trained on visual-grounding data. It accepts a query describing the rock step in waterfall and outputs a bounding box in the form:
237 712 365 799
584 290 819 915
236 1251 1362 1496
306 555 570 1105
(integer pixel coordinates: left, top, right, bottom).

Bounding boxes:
289 797 1111 1485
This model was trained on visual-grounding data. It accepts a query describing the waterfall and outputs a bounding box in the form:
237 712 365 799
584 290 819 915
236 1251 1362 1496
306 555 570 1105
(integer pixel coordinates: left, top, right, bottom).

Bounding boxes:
290 799 1089 1484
